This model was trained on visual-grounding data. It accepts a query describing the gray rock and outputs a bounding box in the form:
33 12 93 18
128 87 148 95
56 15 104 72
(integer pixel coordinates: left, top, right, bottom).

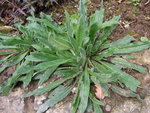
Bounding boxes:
111 100 141 113
34 95 47 111
46 101 71 113
141 96 150 113
105 104 112 112
142 50 150 65
0 88 25 113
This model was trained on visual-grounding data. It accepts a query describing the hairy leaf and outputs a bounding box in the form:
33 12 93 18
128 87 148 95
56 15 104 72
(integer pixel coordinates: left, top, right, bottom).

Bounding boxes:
112 58 147 73
37 85 74 113
78 65 90 113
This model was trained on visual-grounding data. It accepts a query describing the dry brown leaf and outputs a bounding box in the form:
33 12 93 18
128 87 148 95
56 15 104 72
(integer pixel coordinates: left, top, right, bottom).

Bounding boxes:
95 84 106 100
0 26 14 33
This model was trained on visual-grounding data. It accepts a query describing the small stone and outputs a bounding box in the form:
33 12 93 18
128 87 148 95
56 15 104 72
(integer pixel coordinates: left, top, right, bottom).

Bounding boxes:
34 95 47 110
142 50 150 65
124 24 130 29
105 104 111 112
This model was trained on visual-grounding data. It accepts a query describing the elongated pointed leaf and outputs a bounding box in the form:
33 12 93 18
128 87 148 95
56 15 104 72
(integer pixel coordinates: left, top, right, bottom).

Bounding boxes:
27 17 63 33
92 25 117 53
38 66 57 86
0 33 14 40
94 47 117 60
2 38 33 46
34 59 71 71
86 100 93 112
78 65 90 113
31 44 51 53
49 33 72 50
20 71 33 88
90 71 118 83
100 61 140 91
76 0 88 47
101 16 120 29
0 52 28 73
115 42 150 54
1 61 32 95
89 3 104 43
65 11 73 38
93 103 103 113
0 50 17 56
37 85 74 113
71 82 80 113
26 52 58 62
90 93 105 106
111 85 143 102
112 58 147 73
22 72 80 98
111 35 135 47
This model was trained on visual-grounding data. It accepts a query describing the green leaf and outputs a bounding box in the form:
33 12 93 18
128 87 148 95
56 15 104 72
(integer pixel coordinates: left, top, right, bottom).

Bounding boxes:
38 66 57 86
115 42 150 54
20 71 33 88
26 22 48 38
101 16 120 29
94 47 117 60
90 93 105 106
22 72 80 98
112 58 147 73
49 33 72 50
27 17 63 33
37 85 74 113
78 65 90 113
76 0 88 47
2 38 33 47
0 33 14 40
26 52 58 62
31 44 51 53
100 61 140 92
89 3 104 43
15 23 31 39
0 52 28 73
122 55 136 59
93 103 103 113
111 85 143 102
86 100 93 112
92 25 117 53
1 61 32 95
78 0 87 18
71 83 80 113
111 35 135 47
65 10 73 38
0 50 17 56
54 68 76 77
34 59 71 71
90 71 118 84
141 37 149 42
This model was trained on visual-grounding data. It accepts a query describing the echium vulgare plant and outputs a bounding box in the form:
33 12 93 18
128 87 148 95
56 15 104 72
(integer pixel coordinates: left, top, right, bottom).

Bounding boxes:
0 0 150 113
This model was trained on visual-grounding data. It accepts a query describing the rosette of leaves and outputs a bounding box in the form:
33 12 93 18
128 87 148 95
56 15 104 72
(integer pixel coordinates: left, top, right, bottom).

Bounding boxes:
0 0 150 113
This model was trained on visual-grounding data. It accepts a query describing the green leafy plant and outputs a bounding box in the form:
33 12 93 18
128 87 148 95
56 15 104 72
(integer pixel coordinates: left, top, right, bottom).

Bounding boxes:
132 9 139 14
0 0 150 113
127 0 141 6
